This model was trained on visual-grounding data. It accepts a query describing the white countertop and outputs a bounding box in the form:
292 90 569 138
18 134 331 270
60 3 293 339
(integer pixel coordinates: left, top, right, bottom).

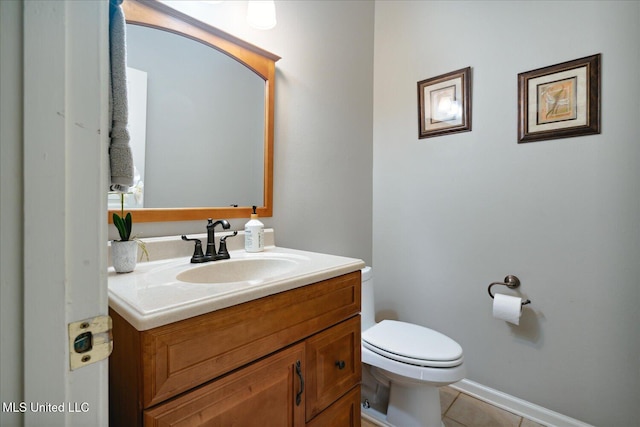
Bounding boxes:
108 244 365 331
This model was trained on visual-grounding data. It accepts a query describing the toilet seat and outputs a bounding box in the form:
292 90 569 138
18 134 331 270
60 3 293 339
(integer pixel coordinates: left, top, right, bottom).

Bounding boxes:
362 320 463 368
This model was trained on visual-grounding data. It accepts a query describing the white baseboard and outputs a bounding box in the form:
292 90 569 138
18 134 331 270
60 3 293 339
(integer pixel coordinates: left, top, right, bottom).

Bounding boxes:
450 379 594 427
361 406 393 426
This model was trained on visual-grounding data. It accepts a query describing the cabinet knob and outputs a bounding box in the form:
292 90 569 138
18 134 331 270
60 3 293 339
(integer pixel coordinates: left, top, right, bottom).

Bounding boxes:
335 360 346 370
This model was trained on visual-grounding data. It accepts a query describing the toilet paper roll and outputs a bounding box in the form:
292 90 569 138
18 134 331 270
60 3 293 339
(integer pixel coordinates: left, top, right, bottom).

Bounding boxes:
492 293 522 325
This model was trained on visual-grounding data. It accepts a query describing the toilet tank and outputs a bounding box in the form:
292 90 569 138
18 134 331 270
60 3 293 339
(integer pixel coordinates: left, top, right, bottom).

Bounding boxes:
361 266 375 331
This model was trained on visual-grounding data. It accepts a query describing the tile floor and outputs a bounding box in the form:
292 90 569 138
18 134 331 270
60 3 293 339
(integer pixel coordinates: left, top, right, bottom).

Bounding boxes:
362 386 546 427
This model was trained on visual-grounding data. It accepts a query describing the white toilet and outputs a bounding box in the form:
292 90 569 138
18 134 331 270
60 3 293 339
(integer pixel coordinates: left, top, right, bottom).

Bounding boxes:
360 266 466 427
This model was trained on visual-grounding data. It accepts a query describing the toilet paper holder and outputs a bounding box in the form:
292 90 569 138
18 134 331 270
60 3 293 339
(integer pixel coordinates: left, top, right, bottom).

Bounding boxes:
488 275 531 305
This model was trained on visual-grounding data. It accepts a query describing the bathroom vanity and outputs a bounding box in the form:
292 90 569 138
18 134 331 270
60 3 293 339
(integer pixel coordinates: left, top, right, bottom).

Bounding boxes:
108 234 365 426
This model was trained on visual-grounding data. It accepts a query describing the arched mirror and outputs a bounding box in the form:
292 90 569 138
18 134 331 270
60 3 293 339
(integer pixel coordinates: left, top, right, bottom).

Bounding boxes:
109 0 279 222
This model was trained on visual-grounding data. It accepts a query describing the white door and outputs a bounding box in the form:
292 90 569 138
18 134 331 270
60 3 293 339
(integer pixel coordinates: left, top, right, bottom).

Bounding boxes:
23 1 110 425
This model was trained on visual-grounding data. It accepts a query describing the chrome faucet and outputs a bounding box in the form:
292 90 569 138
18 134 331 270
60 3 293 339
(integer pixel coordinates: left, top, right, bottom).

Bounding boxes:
181 218 234 263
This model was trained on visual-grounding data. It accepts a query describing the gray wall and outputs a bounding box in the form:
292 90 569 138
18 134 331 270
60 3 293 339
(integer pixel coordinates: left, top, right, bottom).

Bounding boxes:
372 1 639 426
270 1 374 262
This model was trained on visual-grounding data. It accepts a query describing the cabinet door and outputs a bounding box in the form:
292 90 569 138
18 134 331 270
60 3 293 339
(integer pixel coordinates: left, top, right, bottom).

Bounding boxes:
144 344 306 427
306 387 361 427
305 316 361 421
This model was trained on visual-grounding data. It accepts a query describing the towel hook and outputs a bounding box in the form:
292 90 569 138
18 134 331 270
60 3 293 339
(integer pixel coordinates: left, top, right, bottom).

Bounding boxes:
488 275 531 306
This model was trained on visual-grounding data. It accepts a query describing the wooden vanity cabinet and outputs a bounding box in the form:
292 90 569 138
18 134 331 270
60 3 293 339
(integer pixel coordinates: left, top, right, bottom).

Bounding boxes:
109 271 362 427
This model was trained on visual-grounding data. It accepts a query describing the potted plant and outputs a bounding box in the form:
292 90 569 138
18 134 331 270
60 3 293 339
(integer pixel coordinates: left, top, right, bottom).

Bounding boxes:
111 194 147 273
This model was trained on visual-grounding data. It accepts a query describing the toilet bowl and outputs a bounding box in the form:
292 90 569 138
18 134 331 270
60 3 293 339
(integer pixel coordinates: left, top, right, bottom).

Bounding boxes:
360 266 466 427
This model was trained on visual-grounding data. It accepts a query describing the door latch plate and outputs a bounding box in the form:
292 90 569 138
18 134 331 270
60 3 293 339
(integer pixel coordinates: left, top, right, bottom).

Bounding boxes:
68 315 113 370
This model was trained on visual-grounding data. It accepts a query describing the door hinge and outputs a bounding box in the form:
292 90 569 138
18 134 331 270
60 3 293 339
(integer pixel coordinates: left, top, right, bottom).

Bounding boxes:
68 315 113 370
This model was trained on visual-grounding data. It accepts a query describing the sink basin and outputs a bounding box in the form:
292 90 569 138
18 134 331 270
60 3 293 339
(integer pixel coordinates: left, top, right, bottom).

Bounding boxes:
176 258 299 284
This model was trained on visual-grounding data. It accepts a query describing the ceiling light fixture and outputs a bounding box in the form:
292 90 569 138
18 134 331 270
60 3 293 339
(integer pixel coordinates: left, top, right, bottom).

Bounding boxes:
246 1 277 30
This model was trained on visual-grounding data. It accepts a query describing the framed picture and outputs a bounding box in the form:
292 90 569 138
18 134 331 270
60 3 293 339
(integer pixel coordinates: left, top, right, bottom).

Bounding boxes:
418 67 471 139
518 54 600 143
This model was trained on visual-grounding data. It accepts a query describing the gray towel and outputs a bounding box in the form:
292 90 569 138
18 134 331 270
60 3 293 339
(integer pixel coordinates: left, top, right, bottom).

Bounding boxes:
109 0 134 192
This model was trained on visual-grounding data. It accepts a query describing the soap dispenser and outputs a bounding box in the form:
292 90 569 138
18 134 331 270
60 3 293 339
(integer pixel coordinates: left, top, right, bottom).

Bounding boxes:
244 206 264 252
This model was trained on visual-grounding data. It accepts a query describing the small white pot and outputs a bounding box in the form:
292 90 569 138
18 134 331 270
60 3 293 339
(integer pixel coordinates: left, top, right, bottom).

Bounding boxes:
111 240 138 273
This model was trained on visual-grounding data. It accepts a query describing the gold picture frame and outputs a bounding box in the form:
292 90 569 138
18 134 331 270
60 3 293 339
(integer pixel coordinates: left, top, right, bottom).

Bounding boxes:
518 54 601 143
418 67 472 139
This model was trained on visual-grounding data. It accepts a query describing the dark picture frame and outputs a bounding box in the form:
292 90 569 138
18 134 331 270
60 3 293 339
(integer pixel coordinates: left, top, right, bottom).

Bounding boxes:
418 67 472 139
517 54 601 143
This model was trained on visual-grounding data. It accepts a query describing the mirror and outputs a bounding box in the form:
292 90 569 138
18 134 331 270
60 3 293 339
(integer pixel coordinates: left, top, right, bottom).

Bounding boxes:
122 24 265 209
111 0 279 222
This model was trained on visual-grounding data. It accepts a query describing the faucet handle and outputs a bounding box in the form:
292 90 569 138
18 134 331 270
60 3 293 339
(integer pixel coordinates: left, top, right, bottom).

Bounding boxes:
181 235 206 263
216 231 238 260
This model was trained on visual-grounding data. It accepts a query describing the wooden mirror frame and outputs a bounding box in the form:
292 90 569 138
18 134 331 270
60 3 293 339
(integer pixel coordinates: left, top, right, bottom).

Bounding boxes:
111 0 279 223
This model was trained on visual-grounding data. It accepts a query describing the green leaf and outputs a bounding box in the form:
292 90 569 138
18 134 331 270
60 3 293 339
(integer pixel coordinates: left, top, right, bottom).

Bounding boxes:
124 212 132 240
113 212 131 241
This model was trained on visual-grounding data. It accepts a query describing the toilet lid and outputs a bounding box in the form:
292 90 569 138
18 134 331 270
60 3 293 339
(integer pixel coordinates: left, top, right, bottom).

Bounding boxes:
362 320 463 368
